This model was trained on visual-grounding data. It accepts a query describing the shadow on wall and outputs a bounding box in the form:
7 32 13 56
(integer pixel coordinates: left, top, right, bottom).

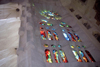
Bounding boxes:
94 0 100 26
93 31 100 43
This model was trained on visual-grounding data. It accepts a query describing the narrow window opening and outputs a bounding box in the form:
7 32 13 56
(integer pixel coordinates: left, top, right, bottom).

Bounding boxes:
40 30 47 40
75 15 82 20
46 30 53 40
69 8 74 12
45 49 53 63
53 49 60 63
79 51 89 62
53 32 59 41
59 49 68 63
72 50 82 62
85 50 95 62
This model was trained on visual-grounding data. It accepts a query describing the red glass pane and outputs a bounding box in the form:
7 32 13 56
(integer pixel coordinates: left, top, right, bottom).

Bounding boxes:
40 30 47 40
45 49 53 63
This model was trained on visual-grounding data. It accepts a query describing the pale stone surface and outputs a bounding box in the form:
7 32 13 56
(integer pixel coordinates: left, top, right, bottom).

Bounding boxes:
0 3 21 67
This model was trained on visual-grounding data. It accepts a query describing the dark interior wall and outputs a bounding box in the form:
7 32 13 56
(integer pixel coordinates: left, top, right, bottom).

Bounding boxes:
94 0 100 25
0 0 25 4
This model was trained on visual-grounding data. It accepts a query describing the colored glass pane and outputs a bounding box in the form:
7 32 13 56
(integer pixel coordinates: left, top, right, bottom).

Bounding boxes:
63 33 70 41
46 30 53 40
58 45 61 48
53 32 59 41
59 49 68 63
44 44 48 47
51 44 55 48
62 29 65 32
59 24 64 27
40 30 47 40
66 25 69 27
47 23 53 26
82 45 86 48
45 49 53 63
85 50 95 62
40 27 43 29
53 49 60 63
77 46 80 49
70 45 74 48
66 25 72 28
68 32 76 42
39 22 45 25
61 22 66 24
79 51 89 62
41 19 48 23
72 50 82 62
74 33 82 42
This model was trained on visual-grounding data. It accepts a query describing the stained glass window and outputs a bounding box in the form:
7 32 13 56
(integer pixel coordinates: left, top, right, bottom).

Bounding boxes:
38 9 95 64
59 49 68 63
79 51 89 62
68 32 76 42
72 50 82 62
46 30 53 40
59 24 65 27
63 32 70 41
70 45 74 49
85 50 95 62
39 22 45 25
51 44 56 48
44 44 48 47
58 45 61 48
61 22 66 24
45 49 53 63
53 49 60 63
40 27 43 29
47 23 53 26
41 19 48 23
53 32 59 41
74 33 82 42
40 30 47 40
66 25 72 28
